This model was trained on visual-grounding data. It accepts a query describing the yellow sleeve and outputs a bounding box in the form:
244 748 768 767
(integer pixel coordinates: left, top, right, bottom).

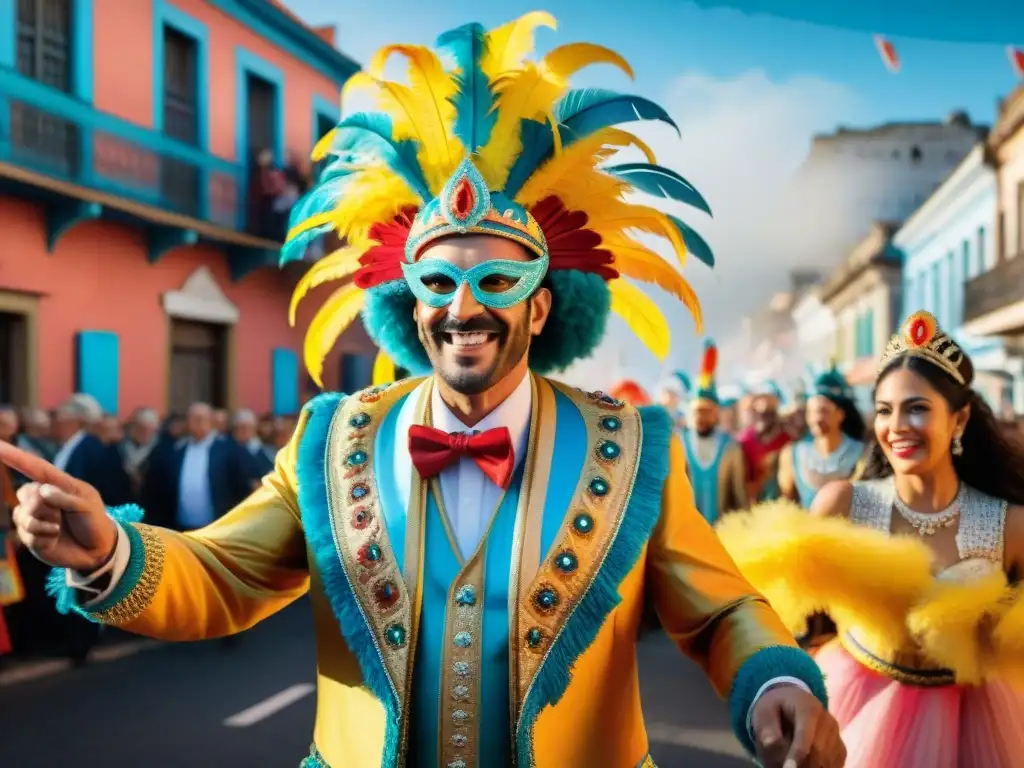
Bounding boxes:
78 411 314 641
646 437 800 698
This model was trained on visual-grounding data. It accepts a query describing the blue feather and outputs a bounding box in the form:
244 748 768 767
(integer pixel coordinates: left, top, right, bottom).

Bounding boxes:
436 23 496 152
558 88 679 142
503 90 680 198
329 112 431 200
674 371 692 394
666 214 716 268
503 118 555 197
605 162 712 216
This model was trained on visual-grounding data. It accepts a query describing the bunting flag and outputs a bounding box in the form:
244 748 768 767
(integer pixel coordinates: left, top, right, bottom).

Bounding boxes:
1009 46 1024 78
874 35 900 73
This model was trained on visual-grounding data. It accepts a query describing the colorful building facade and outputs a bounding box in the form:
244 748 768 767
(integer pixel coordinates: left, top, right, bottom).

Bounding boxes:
0 0 366 417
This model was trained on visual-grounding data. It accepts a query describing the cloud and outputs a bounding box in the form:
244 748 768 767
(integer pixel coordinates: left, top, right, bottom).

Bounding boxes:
557 68 864 392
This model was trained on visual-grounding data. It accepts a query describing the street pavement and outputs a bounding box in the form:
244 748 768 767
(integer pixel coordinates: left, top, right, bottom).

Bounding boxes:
0 599 750 768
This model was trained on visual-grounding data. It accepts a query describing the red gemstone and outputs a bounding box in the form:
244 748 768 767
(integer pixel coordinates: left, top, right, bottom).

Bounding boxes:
910 319 927 344
451 176 475 219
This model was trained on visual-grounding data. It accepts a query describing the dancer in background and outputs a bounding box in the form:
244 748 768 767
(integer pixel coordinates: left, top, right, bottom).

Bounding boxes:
681 341 748 524
778 363 866 507
608 379 653 407
738 381 791 502
718 311 1024 767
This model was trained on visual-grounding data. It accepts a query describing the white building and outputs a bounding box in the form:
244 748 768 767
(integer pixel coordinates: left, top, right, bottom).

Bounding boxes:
893 141 1012 412
781 112 986 271
790 285 837 374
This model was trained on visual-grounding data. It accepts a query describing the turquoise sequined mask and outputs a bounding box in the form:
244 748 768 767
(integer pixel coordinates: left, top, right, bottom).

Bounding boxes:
401 255 550 310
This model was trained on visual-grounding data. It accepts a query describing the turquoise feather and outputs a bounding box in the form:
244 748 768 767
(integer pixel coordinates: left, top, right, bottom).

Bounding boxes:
436 22 496 152
557 87 679 140
605 162 712 216
329 112 431 200
504 90 679 198
674 371 692 394
666 214 716 268
503 118 555 197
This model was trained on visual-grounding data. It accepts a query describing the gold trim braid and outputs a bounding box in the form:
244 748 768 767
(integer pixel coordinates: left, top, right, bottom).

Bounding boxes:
90 523 166 626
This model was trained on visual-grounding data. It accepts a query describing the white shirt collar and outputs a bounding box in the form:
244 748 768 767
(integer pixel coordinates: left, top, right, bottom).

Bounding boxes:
430 373 533 469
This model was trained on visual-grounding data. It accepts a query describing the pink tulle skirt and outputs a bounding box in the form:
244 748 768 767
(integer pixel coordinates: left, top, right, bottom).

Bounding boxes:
817 642 1024 767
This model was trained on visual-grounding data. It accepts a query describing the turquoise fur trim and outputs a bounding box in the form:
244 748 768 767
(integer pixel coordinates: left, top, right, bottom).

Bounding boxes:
362 269 611 376
728 645 828 755
45 504 145 619
295 392 402 767
516 405 672 764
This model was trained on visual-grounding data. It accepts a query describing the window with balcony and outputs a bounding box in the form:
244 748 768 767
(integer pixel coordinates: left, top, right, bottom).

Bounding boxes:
12 0 78 175
0 311 29 406
161 26 200 217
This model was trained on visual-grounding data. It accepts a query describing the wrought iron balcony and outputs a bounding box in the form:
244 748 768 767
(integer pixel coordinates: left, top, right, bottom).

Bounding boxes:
0 67 281 279
964 252 1024 327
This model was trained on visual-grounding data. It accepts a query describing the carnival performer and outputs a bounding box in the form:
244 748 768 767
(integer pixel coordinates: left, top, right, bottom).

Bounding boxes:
738 381 791 502
718 310 1024 768
3 14 844 768
657 372 689 430
778 363 866 507
680 341 748 523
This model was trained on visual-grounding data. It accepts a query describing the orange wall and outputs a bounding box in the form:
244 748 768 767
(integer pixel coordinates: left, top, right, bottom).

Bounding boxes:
91 0 342 163
0 197 307 415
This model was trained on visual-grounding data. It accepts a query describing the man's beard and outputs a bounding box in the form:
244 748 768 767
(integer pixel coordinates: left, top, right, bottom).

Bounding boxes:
421 309 531 395
696 425 716 438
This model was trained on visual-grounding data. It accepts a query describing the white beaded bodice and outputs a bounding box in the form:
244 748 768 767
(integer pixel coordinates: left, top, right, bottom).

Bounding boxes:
850 478 1006 565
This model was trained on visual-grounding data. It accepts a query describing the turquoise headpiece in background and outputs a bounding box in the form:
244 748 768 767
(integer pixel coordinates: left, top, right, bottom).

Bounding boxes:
812 363 855 405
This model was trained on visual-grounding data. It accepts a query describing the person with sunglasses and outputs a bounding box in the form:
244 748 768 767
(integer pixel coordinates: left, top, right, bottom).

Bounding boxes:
3 13 843 768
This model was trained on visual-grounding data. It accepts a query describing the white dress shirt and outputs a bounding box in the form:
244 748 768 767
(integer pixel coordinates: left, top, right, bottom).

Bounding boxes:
53 430 87 471
177 434 217 530
392 374 532 558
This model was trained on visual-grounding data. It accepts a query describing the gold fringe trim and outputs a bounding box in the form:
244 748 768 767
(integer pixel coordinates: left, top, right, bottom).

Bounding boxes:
91 524 165 626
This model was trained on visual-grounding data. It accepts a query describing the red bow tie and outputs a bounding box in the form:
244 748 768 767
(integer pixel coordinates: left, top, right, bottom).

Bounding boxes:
408 425 515 490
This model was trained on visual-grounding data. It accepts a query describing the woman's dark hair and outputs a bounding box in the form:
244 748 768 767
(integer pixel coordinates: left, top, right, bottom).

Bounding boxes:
835 397 868 442
861 352 1024 504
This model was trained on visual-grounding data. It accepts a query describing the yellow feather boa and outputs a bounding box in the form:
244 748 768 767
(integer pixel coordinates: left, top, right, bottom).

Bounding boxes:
715 500 1023 686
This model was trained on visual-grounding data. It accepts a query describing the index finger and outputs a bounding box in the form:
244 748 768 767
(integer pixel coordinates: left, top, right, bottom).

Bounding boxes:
0 442 81 493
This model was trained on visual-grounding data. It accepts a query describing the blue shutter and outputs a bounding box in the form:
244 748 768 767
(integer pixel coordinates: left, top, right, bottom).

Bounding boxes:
75 331 119 414
271 348 299 415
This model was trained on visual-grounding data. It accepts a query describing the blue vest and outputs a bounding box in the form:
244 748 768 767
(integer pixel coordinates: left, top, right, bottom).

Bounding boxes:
681 429 729 525
372 385 593 766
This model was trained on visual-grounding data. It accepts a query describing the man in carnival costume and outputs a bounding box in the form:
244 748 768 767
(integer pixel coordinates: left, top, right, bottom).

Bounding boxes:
680 341 748 524
2 14 844 768
658 371 691 430
738 380 792 502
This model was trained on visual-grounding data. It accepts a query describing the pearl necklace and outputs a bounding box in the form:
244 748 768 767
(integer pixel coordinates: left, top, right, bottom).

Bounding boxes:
802 435 861 476
893 486 963 536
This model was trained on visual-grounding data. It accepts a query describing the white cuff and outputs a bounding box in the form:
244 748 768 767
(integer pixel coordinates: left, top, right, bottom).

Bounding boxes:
746 675 813 741
65 522 130 607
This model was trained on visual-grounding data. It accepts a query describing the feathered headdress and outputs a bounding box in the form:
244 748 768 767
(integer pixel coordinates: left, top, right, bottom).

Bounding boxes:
694 339 718 404
282 12 715 386
608 379 652 407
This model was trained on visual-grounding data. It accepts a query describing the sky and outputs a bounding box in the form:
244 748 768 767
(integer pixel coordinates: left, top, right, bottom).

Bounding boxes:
283 0 1023 391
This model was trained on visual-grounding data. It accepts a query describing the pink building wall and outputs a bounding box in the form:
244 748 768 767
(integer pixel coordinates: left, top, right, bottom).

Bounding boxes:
91 0 342 164
0 198 305 415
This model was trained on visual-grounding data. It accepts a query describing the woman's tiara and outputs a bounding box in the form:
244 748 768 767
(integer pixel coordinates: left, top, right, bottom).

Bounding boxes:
878 310 966 385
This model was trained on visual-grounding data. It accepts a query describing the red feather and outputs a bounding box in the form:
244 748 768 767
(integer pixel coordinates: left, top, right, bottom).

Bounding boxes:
700 341 718 381
530 195 617 280
353 207 417 289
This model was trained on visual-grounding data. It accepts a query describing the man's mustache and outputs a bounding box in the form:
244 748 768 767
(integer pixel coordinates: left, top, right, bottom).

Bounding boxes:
431 317 506 336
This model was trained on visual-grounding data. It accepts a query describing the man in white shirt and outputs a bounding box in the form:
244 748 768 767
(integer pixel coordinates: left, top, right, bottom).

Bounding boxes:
3 13 844 768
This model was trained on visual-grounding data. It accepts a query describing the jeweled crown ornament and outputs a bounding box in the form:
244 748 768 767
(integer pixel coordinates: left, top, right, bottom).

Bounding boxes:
405 158 547 262
879 310 966 385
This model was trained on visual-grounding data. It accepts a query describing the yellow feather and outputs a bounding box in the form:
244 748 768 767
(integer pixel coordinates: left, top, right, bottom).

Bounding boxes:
540 42 634 86
476 64 565 189
372 350 397 386
598 203 689 268
312 127 337 162
288 243 368 326
482 11 557 79
318 166 418 243
608 278 671 360
600 232 702 322
303 284 366 388
340 70 376 108
601 127 657 163
992 591 1024 686
516 131 622 206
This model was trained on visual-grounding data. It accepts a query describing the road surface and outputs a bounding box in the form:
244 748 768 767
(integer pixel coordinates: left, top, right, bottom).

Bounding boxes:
0 599 750 767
